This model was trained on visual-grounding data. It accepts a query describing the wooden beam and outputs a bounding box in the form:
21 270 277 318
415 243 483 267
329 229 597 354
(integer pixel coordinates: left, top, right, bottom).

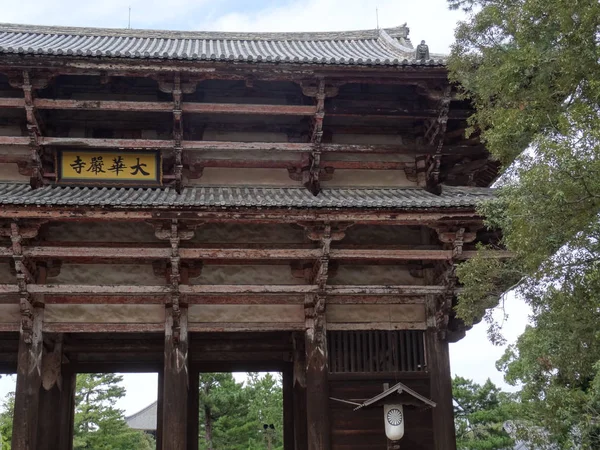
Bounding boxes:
0 97 317 116
0 135 481 156
292 335 308 450
0 284 451 295
161 306 189 450
11 245 509 261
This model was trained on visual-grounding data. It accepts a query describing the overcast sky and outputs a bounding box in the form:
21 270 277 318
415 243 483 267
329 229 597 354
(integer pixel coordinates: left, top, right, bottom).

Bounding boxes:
0 0 531 416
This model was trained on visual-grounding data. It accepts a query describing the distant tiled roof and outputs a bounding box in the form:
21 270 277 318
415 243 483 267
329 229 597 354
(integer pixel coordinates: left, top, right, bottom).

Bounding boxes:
0 184 492 209
125 401 156 431
0 23 445 66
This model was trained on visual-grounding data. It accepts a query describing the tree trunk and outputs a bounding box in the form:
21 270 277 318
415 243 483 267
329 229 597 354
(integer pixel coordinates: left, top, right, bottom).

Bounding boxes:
203 401 213 450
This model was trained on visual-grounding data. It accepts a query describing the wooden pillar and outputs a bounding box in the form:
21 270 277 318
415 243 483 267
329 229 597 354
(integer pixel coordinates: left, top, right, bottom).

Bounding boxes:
426 330 456 450
37 340 76 450
187 366 199 450
305 295 330 450
292 335 308 450
11 302 43 450
282 364 294 450
161 305 189 450
156 369 164 450
57 367 76 450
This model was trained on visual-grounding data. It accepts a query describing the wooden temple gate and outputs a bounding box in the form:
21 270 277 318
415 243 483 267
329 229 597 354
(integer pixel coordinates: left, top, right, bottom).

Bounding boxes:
0 22 501 449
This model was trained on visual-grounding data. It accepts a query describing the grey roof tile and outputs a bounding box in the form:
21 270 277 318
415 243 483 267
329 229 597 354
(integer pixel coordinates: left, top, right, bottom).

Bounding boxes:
125 401 157 431
0 184 492 209
0 23 446 66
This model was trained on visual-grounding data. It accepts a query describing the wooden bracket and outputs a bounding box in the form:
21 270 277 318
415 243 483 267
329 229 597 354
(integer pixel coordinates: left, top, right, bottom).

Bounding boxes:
172 73 184 193
431 225 478 258
298 221 353 242
154 74 200 94
9 221 46 345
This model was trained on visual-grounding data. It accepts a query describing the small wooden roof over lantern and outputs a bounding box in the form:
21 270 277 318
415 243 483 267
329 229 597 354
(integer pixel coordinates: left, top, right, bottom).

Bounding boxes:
331 381 436 442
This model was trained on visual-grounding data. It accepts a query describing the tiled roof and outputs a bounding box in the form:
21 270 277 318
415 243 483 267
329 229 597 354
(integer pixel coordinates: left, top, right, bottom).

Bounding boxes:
125 401 156 431
0 23 446 66
0 184 493 209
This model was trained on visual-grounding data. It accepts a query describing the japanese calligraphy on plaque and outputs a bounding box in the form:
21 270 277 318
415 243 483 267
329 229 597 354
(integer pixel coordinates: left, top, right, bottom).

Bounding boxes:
58 150 162 186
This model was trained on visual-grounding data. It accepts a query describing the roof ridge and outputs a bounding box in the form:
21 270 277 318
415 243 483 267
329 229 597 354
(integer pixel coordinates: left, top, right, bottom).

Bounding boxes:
125 400 157 420
0 22 411 42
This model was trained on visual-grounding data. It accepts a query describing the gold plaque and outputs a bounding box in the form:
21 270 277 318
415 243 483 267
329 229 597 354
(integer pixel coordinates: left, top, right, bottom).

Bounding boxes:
58 150 162 185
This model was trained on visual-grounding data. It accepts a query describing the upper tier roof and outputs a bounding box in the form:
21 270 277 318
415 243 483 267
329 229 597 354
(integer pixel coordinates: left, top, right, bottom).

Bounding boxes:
0 23 446 67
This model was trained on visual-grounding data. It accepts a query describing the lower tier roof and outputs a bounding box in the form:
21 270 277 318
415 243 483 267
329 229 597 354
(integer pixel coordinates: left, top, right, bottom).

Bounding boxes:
0 184 493 209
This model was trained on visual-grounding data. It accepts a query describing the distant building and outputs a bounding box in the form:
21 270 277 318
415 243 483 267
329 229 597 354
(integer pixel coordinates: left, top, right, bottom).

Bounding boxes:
126 402 157 438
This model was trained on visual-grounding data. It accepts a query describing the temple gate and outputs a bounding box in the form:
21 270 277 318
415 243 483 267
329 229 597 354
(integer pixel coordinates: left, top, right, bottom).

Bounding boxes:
0 22 501 449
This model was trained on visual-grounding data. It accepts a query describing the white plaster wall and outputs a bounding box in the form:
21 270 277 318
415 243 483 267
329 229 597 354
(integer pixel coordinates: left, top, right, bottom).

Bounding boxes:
188 304 303 323
44 304 165 323
331 134 403 145
203 130 289 143
191 265 299 285
0 304 20 323
321 169 415 187
43 222 158 243
329 265 423 285
0 263 15 283
0 126 22 136
191 223 305 244
189 167 293 186
0 163 30 182
49 264 165 285
343 225 423 245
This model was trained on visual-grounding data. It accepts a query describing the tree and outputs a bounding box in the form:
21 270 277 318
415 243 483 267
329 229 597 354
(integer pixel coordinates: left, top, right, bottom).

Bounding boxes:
197 372 284 450
73 373 154 450
198 372 250 450
0 392 14 450
448 0 600 447
453 377 515 450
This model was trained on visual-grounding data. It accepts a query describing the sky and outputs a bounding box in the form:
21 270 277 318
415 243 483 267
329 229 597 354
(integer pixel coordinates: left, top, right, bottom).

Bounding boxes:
0 0 532 417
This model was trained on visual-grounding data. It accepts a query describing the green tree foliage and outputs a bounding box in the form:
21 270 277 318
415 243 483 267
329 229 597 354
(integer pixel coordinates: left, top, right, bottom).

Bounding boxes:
453 377 515 449
0 391 14 450
448 0 600 446
198 372 283 450
73 373 154 450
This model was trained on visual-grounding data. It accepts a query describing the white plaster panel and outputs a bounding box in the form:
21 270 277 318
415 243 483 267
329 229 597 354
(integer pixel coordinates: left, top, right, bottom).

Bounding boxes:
44 304 165 323
0 126 22 136
49 264 165 285
203 130 289 143
189 168 293 186
326 304 426 323
0 163 31 182
191 265 298 285
343 225 423 245
43 222 158 242
0 263 16 284
321 169 415 187
0 304 20 323
188 304 303 323
191 223 305 244
332 134 403 145
188 150 297 162
329 266 423 285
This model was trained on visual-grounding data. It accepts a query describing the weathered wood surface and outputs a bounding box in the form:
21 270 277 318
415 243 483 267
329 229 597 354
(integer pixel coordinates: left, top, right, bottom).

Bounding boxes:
426 331 456 450
161 306 189 450
11 305 43 450
0 245 509 261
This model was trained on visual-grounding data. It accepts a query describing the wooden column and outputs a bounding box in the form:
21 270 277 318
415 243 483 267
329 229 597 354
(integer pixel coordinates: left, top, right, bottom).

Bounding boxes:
292 335 308 450
161 305 189 450
282 364 294 450
11 303 43 450
156 369 164 450
426 330 456 450
37 337 76 450
187 366 199 450
305 294 330 450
